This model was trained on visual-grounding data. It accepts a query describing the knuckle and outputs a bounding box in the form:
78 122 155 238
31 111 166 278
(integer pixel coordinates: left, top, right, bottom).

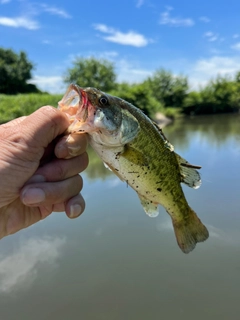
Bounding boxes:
70 175 83 194
54 163 67 180
74 174 83 190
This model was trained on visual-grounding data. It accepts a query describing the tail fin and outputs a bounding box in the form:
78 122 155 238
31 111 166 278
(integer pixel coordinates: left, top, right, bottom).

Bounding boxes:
172 207 209 254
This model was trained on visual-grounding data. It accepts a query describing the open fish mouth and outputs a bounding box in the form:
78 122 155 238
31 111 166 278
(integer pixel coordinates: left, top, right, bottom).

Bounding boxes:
59 84 99 134
58 84 88 124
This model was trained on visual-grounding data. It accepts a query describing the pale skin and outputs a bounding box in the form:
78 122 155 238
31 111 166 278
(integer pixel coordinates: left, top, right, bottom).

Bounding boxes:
0 106 88 239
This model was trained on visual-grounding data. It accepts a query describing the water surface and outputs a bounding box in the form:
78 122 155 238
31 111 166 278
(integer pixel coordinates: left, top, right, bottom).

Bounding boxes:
0 113 240 320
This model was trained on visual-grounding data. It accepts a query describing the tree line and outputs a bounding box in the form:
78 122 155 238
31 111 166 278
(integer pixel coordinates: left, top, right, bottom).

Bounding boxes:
1 47 240 118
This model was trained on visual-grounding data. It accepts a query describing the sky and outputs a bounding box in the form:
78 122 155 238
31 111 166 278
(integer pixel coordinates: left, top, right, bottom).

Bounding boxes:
1 0 240 93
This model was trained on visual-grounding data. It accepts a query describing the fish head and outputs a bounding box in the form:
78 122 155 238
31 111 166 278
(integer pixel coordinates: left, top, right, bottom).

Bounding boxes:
58 84 140 146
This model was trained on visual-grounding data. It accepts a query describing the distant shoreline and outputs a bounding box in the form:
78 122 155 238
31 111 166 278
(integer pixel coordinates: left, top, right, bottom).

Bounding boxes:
154 112 173 128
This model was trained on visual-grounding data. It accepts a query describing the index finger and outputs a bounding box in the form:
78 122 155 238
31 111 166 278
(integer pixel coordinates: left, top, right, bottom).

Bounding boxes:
20 106 70 149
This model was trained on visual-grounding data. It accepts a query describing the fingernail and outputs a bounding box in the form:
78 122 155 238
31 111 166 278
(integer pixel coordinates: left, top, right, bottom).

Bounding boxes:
55 142 67 158
66 135 82 156
69 204 82 218
68 146 82 157
22 188 45 205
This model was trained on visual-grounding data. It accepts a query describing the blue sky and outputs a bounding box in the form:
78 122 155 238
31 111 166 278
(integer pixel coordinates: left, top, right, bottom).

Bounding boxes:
1 0 240 93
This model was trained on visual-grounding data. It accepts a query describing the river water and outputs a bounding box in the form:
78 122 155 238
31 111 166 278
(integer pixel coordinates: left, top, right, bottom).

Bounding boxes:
0 113 240 320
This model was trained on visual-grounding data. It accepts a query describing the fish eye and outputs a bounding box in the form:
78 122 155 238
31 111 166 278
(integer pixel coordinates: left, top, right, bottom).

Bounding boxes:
99 96 108 105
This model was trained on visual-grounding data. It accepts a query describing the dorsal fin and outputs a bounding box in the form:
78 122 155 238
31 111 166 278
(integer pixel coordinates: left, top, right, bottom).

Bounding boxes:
175 153 201 189
152 122 174 151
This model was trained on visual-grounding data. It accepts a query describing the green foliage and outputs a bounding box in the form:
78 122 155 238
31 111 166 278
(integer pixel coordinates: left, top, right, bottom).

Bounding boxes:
110 82 163 118
64 57 116 92
183 75 240 115
0 93 62 123
0 48 39 94
1 50 240 123
146 69 188 108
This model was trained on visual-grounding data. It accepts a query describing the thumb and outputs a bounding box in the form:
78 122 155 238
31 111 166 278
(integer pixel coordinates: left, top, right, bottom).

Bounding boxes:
20 106 69 149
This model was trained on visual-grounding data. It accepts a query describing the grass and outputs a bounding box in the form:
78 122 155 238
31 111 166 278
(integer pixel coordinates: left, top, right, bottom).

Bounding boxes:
0 93 183 124
0 93 62 124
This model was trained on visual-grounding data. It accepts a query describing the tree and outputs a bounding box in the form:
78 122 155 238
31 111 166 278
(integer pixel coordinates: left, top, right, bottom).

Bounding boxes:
0 48 39 94
110 82 163 118
146 69 188 108
183 75 239 115
64 57 116 92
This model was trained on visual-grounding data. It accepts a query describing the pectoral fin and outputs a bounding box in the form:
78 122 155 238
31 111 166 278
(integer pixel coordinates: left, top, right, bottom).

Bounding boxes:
175 153 201 189
120 145 149 167
102 162 125 181
103 162 112 171
138 194 159 218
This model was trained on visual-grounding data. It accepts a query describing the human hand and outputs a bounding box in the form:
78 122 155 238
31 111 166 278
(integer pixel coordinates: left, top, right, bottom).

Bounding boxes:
0 106 88 239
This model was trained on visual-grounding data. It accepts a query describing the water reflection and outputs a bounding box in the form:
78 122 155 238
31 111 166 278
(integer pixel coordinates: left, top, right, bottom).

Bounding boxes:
85 113 240 180
85 147 113 180
0 237 65 293
165 113 240 150
0 113 240 320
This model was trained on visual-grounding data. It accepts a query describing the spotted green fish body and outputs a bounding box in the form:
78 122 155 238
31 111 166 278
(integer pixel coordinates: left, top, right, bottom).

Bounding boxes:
58 84 209 253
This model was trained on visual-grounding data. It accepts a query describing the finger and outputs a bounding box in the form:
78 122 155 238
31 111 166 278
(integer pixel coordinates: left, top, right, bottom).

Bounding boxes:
55 133 88 159
20 106 70 149
65 193 86 218
37 193 85 219
20 175 83 206
0 116 26 129
29 152 88 182
51 193 85 218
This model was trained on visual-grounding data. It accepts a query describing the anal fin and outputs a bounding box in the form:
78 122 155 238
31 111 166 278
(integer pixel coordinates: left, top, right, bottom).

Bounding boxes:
138 194 159 218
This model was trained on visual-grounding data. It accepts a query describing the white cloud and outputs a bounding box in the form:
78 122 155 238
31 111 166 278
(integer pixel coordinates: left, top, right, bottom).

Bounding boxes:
204 31 219 42
159 8 194 27
42 39 51 44
95 24 110 33
0 3 71 31
29 75 65 94
156 219 172 232
40 4 71 19
231 42 240 50
107 178 122 188
0 237 65 293
0 16 39 29
94 24 149 47
0 0 11 3
68 53 151 85
156 221 238 245
116 59 152 83
233 34 239 39
90 51 119 60
188 56 240 89
136 0 144 8
199 16 210 23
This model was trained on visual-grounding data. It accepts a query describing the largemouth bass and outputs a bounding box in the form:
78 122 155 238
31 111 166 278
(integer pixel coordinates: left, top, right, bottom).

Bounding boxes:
58 84 209 253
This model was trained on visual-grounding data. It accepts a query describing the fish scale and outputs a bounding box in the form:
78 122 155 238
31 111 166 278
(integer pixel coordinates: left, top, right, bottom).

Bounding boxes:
59 84 209 254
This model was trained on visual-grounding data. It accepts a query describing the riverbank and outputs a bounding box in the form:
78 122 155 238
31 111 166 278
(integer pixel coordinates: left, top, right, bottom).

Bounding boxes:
0 93 239 125
154 112 173 128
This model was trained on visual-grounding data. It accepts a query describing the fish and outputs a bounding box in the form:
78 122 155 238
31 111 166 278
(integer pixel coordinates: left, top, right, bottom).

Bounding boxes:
58 84 209 254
